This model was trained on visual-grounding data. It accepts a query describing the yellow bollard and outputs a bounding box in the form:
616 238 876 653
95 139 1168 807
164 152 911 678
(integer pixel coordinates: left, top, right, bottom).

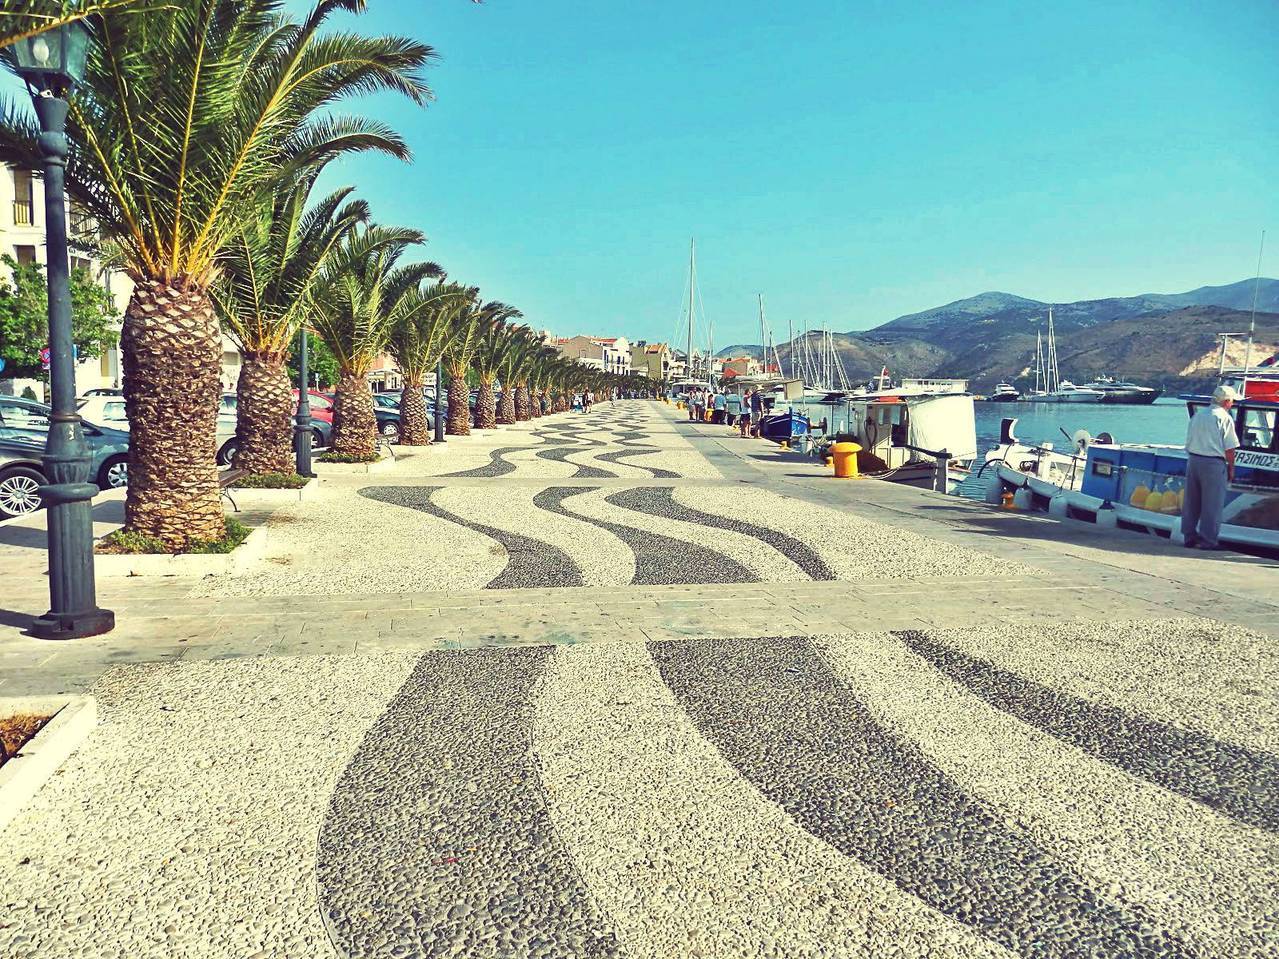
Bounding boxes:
831 441 861 478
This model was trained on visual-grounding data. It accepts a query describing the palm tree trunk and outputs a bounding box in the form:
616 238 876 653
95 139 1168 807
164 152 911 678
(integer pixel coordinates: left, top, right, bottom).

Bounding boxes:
120 279 224 549
446 368 471 435
497 384 517 425
528 387 542 418
232 353 294 474
475 377 497 429
331 372 377 457
541 388 552 414
515 384 532 421
399 380 431 445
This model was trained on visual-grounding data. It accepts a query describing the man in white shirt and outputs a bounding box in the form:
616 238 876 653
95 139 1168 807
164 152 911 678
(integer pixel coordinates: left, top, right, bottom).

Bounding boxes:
1181 385 1240 550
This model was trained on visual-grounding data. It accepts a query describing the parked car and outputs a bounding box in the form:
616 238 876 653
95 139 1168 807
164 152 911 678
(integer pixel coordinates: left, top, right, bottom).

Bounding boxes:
0 397 131 512
77 395 129 427
303 390 410 441
0 435 49 518
216 392 332 465
82 387 123 397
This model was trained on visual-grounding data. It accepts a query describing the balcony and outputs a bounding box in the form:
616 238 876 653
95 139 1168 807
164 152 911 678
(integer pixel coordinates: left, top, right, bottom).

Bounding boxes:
13 199 34 226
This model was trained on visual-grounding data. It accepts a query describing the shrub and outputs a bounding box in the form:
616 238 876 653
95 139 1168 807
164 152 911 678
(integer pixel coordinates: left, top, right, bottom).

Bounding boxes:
318 451 380 464
20 386 38 401
232 472 310 489
98 517 251 555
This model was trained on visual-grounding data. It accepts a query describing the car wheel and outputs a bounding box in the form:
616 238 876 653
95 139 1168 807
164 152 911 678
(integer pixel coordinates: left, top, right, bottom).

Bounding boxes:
0 467 46 518
380 421 400 442
311 429 325 449
218 439 238 466
98 455 129 489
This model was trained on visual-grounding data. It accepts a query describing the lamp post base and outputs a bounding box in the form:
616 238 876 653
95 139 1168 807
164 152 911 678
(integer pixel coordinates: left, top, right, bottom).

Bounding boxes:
29 606 116 640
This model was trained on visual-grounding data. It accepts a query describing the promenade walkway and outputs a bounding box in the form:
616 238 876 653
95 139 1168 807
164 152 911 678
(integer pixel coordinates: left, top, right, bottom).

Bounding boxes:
0 400 1274 959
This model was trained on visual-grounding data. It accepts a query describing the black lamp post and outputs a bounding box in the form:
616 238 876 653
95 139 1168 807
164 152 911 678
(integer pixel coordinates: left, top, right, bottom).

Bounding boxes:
433 356 445 444
10 23 115 639
294 328 314 476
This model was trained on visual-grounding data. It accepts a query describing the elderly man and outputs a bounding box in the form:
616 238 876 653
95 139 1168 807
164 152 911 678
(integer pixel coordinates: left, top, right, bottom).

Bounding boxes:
1181 385 1240 550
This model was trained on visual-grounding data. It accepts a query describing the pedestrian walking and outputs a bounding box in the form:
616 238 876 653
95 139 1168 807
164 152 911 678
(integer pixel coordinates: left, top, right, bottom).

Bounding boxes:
692 389 705 423
1181 384 1240 550
749 387 764 437
725 390 742 427
739 390 752 436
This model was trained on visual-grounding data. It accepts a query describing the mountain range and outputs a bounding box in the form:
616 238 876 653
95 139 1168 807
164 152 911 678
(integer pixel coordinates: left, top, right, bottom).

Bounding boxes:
716 277 1279 392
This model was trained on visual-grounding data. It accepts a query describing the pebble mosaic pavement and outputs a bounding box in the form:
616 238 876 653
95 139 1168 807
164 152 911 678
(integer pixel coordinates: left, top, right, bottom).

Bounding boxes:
2 402 1275 959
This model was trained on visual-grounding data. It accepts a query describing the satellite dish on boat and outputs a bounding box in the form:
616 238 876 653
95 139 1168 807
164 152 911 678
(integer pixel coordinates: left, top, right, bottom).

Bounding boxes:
1072 429 1093 454
1096 431 1116 445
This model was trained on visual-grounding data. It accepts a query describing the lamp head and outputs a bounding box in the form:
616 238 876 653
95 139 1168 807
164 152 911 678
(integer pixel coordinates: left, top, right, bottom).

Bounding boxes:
10 22 91 95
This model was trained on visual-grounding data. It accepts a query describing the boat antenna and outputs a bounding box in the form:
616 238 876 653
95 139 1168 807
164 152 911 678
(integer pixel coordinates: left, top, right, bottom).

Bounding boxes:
1241 229 1266 396
687 237 696 383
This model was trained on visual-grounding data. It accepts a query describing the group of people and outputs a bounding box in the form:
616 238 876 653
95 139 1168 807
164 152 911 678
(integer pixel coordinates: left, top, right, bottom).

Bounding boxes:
684 386 765 437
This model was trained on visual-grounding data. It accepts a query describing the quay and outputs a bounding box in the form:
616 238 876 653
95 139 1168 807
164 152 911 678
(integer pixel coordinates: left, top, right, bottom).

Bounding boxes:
1 400 1275 959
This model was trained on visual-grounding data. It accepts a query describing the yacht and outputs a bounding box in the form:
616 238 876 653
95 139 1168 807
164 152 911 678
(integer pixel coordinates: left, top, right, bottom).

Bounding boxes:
1083 376 1162 405
987 382 1020 402
1025 308 1103 403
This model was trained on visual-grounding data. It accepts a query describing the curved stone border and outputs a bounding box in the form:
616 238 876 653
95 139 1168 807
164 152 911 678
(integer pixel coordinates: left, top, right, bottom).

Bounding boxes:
0 696 96 835
532 487 754 585
317 650 622 959
611 487 834 579
442 445 540 478
593 449 678 479
534 446 617 478
359 487 585 589
896 630 1279 833
650 635 1201 959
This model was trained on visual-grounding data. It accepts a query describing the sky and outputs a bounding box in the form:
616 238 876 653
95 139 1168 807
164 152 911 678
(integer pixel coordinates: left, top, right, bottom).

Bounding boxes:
120 2 1279 346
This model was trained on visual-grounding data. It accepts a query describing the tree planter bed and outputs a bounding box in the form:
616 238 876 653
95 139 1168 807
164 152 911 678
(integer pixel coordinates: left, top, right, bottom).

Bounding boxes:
0 696 96 833
313 456 395 475
227 479 319 508
93 523 270 577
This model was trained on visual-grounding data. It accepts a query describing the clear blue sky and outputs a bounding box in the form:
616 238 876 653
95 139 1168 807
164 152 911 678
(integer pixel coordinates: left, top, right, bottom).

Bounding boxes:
281 2 1274 344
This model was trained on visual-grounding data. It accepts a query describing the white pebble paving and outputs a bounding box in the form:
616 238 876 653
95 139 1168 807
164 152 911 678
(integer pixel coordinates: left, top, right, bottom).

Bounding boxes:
0 655 416 959
430 486 636 586
673 485 1034 579
814 631 1279 959
931 619 1278 753
194 484 504 596
533 643 1015 959
559 487 811 582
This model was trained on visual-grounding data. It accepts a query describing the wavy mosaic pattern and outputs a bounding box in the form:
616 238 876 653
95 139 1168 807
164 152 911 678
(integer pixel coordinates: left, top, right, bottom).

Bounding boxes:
315 629 1274 959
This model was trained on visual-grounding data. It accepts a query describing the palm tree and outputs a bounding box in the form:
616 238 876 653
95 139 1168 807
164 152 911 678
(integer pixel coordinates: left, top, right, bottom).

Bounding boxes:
442 296 489 436
0 0 434 546
496 327 538 425
384 281 467 445
471 308 524 429
310 226 438 457
214 176 368 473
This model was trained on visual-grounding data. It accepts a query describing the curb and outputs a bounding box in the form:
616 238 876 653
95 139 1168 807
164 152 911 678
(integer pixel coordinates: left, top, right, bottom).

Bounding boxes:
313 456 396 476
93 522 271 577
226 480 319 507
0 695 97 835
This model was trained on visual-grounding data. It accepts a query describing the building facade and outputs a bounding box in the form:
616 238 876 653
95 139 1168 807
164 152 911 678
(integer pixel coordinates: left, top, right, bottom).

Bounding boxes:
630 341 672 382
555 334 632 376
0 163 242 397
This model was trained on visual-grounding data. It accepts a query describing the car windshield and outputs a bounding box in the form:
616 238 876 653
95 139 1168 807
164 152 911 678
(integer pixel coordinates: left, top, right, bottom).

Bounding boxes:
0 399 51 431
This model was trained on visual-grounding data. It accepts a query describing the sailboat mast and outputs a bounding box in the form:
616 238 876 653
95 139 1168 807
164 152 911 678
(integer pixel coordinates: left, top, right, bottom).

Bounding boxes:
687 238 695 382
1242 229 1266 396
787 318 793 380
1034 329 1042 394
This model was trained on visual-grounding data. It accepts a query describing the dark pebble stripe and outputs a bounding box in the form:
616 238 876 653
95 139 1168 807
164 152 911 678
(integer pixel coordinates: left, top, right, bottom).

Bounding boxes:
359 487 584 589
532 487 756 585
534 446 617 478
896 630 1279 833
607 487 834 579
443 446 539 478
650 636 1201 959
317 650 621 959
593 449 679 479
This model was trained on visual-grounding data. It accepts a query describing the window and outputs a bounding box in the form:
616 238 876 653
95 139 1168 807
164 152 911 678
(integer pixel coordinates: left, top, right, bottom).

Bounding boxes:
1241 408 1276 452
14 245 36 265
12 169 34 226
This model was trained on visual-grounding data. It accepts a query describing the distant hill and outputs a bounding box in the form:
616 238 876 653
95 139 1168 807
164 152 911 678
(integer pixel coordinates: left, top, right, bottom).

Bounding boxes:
758 277 1279 392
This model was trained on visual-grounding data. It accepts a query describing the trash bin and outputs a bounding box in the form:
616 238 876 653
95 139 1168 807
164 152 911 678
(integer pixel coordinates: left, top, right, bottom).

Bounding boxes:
831 441 861 479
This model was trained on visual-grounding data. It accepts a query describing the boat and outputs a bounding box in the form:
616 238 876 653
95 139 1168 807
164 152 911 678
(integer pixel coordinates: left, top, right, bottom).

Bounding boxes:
1082 376 1162 405
987 383 1020 402
982 395 1279 554
1026 307 1103 404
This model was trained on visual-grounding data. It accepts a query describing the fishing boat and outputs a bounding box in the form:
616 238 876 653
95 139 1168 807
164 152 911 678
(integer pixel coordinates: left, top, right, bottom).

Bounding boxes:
1082 376 1162 405
987 382 1020 402
982 395 1279 553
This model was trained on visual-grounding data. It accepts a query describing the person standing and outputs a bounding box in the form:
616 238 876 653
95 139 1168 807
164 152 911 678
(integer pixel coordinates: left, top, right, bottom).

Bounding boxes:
1181 385 1240 550
749 387 764 437
712 390 727 424
739 390 752 436
725 390 742 427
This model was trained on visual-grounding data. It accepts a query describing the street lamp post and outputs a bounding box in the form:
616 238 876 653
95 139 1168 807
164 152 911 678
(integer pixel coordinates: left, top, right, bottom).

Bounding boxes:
433 357 446 444
294 328 314 476
10 24 115 638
